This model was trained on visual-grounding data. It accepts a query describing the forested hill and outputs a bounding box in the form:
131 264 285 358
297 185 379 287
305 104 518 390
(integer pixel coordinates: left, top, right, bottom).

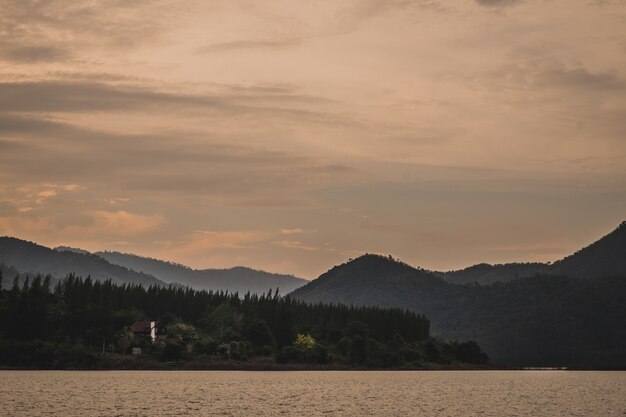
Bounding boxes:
291 254 626 367
96 251 307 295
550 221 626 279
0 273 489 369
437 222 626 285
292 254 446 306
438 262 548 285
0 237 165 288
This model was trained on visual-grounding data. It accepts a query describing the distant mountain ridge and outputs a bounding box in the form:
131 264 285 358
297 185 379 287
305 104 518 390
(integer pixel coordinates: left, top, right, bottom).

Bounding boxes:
437 262 548 285
0 237 165 287
0 237 307 295
96 251 307 295
438 221 626 284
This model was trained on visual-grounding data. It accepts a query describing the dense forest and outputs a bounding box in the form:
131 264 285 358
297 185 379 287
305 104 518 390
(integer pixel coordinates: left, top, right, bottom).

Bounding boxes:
0 271 487 369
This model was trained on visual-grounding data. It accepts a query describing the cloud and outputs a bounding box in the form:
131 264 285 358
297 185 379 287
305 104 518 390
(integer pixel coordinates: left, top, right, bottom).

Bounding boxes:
197 39 301 53
0 0 625 278
0 209 165 242
0 200 18 216
271 240 320 251
36 190 58 203
0 45 70 63
0 0 184 63
475 0 521 6
0 183 85 205
536 67 625 91
0 81 226 113
84 210 165 236
0 80 337 124
184 230 269 250
281 228 307 235
0 109 356 205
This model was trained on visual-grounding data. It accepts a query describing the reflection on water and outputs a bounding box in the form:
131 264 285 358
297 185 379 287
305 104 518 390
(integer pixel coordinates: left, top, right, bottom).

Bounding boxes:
1 370 624 416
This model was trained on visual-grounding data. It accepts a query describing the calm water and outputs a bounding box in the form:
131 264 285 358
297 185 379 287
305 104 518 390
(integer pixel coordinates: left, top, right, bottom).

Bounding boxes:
0 371 624 416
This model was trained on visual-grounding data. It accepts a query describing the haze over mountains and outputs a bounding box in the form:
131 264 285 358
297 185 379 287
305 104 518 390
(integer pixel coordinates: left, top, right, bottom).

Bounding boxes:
0 237 165 288
0 237 306 295
292 222 626 366
95 251 307 295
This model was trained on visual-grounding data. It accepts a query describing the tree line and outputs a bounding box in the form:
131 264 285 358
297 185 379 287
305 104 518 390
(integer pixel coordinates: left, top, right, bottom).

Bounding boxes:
0 271 487 368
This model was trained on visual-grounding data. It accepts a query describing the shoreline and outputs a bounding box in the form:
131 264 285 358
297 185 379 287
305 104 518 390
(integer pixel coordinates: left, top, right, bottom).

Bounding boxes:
1 362 623 371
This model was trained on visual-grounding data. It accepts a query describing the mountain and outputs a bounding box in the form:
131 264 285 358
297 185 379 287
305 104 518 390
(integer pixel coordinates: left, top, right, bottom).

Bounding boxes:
0 237 165 287
438 222 626 284
95 251 307 295
438 262 548 285
1 237 306 295
550 221 626 279
292 254 446 306
292 254 626 367
291 223 626 367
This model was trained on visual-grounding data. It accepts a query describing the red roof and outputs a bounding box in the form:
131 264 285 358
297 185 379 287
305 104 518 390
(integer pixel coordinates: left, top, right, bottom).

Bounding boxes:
130 321 152 333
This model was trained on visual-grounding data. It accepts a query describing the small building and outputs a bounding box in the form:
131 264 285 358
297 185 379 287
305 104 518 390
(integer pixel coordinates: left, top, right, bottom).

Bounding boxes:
130 320 165 343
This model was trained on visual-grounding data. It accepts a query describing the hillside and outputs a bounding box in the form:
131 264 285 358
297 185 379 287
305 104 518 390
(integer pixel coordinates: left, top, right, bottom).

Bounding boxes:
292 256 626 367
438 262 548 285
437 222 626 284
293 254 447 307
0 237 165 287
550 221 626 279
96 251 307 295
291 223 626 368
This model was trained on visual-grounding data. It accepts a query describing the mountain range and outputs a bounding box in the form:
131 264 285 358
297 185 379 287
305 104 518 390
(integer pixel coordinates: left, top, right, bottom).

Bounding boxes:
0 237 307 295
94 250 307 294
1 222 625 367
0 237 164 287
437 221 626 284
292 222 626 367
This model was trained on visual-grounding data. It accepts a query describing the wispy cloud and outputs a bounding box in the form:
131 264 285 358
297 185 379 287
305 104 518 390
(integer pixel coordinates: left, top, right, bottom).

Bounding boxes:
281 228 309 235
0 45 70 63
197 39 301 53
474 0 522 6
0 0 625 277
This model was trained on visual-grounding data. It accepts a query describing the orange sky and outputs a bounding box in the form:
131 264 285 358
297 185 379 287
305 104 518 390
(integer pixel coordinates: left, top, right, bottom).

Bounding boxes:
1 0 625 278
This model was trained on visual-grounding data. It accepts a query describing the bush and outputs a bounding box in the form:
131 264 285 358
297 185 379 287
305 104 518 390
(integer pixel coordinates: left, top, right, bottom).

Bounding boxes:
160 341 185 362
193 337 218 355
455 341 488 364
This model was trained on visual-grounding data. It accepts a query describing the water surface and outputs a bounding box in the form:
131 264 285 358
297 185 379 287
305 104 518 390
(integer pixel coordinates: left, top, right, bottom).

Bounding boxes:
1 370 624 416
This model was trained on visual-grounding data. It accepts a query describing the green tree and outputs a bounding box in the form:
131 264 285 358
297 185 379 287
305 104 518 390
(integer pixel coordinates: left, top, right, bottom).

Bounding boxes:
294 333 316 350
243 318 275 348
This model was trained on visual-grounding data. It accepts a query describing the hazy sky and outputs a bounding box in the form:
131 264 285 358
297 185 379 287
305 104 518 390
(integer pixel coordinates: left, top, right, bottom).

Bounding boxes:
1 0 625 278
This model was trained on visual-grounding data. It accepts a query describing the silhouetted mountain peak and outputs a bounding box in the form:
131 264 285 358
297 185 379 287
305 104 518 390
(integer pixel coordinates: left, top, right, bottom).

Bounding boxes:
346 253 411 269
550 221 626 279
318 254 430 282
291 253 444 306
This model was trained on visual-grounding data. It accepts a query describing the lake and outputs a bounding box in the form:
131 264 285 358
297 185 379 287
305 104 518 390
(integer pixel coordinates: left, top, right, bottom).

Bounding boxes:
1 371 624 416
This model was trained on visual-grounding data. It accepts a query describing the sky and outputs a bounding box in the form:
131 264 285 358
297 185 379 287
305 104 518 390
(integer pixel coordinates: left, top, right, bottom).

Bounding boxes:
0 0 625 278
